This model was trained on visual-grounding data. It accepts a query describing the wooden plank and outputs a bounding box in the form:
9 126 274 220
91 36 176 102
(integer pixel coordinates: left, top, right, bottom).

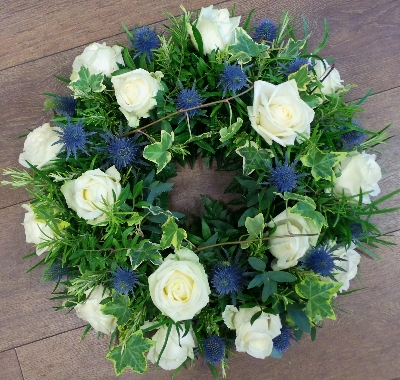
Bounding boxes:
0 349 23 380
0 203 85 352
0 0 217 71
14 234 400 379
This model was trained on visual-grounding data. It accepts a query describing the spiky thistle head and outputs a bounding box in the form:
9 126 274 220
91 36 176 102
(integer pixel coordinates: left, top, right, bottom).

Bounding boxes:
212 261 244 296
175 84 205 118
340 121 366 149
111 266 138 294
272 325 296 354
44 95 76 117
41 259 70 282
280 57 311 75
53 118 95 160
219 62 248 96
253 19 277 44
130 26 160 60
203 335 226 365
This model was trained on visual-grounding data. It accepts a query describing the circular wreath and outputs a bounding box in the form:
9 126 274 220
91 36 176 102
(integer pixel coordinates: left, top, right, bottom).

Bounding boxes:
4 4 396 378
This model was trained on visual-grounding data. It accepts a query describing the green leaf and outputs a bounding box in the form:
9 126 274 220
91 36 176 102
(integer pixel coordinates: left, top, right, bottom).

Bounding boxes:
247 273 264 289
123 47 136 69
201 218 212 241
229 27 268 64
300 147 346 181
70 66 105 93
219 118 243 142
245 213 264 239
288 308 311 333
300 93 323 108
288 64 311 91
128 240 162 268
281 192 316 208
295 277 342 322
143 131 174 173
160 216 187 250
191 23 204 56
290 201 327 230
106 330 154 375
126 212 143 226
248 257 266 272
235 141 271 175
262 278 277 302
279 39 306 58
264 271 297 282
102 294 132 326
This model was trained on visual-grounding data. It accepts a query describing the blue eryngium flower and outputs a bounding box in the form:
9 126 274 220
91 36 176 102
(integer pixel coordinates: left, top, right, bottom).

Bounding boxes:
350 222 365 240
219 62 248 96
340 121 366 149
97 130 146 171
53 118 95 160
42 259 69 282
203 335 226 365
273 325 296 354
280 57 311 75
130 26 160 60
212 262 244 296
45 95 76 116
253 19 277 44
264 157 305 193
301 244 346 280
112 266 138 294
175 85 205 118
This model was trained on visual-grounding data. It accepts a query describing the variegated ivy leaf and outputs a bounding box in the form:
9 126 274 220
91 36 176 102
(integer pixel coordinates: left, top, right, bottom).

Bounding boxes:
300 93 323 108
288 64 311 91
219 118 243 142
278 39 306 58
101 293 133 326
242 213 265 248
300 146 346 181
290 201 327 231
143 131 174 174
235 141 271 175
160 216 187 250
229 28 268 64
69 66 105 94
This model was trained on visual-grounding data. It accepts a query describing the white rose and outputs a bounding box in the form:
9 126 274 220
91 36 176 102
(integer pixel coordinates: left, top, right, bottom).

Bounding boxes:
267 207 319 271
60 166 121 224
233 307 281 359
19 123 62 168
148 248 210 322
333 151 381 204
70 42 124 80
147 324 197 370
248 80 315 146
222 304 239 329
188 5 241 55
21 204 54 256
330 243 361 292
74 285 116 335
313 59 343 95
111 69 163 128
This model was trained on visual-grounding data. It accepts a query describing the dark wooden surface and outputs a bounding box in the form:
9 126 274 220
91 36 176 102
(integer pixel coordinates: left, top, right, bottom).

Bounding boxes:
1 1 399 379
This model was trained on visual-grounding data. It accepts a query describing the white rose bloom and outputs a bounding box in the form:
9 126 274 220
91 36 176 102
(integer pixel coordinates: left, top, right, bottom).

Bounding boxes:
148 248 210 322
233 307 281 359
111 69 163 128
222 304 239 329
61 166 121 224
70 42 124 80
313 59 343 95
21 204 54 256
333 151 381 204
19 123 62 168
188 5 241 55
330 243 361 292
147 324 197 370
74 285 116 335
267 207 319 271
248 80 314 146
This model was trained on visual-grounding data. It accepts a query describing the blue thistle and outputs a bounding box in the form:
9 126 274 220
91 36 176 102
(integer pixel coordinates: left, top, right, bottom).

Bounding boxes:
203 335 226 365
301 244 346 280
42 259 69 282
340 121 366 149
45 95 76 116
219 62 248 96
264 156 305 193
130 26 160 60
53 118 94 160
350 222 365 240
111 266 138 294
273 325 296 355
253 19 277 44
280 57 311 75
175 84 205 118
212 261 244 296
96 130 146 171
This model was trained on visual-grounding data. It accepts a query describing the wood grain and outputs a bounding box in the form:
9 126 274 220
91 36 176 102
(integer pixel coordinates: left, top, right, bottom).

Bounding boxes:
0 204 85 352
0 349 23 380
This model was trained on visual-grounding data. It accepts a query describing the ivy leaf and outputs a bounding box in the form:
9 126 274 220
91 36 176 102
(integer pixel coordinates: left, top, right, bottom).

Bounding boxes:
127 240 162 269
229 27 268 64
102 293 132 326
300 147 346 181
300 93 323 108
295 277 342 322
291 201 327 230
219 118 243 142
288 64 311 91
143 131 174 173
245 213 264 238
70 66 105 94
160 216 187 250
235 141 271 175
279 39 306 58
106 330 155 375
281 192 316 208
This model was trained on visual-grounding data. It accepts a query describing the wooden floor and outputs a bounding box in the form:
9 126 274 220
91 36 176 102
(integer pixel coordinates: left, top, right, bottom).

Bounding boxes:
1 0 400 379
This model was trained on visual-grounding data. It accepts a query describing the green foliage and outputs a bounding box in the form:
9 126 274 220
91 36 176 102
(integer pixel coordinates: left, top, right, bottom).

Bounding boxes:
102 293 133 325
143 131 174 173
160 216 187 250
229 28 268 64
69 66 105 95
